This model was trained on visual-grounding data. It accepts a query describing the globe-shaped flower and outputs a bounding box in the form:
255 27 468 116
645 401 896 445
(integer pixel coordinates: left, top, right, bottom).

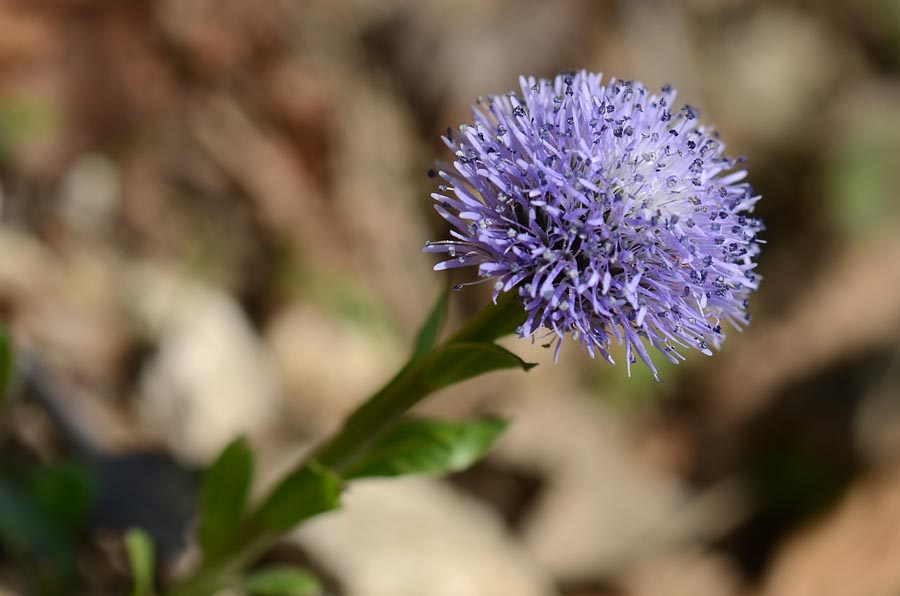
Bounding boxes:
425 70 763 379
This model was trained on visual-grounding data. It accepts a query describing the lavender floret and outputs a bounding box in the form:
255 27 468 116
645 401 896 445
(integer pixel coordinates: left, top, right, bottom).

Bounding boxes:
425 71 763 379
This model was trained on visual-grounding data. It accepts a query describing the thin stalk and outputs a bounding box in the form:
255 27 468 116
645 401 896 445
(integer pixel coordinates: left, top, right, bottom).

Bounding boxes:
314 290 524 473
165 537 270 596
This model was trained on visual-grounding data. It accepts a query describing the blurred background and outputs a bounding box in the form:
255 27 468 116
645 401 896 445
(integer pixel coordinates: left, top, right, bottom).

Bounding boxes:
0 0 899 594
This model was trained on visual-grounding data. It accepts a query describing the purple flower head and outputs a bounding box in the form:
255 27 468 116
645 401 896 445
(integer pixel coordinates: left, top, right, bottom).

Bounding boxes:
425 70 763 379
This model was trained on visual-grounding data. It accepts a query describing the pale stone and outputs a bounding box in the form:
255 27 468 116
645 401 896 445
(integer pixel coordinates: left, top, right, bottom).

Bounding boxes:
297 477 555 596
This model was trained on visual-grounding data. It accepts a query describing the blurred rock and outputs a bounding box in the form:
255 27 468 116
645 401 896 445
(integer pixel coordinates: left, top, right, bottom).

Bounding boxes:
59 152 121 237
0 226 55 301
266 302 403 439
490 378 743 581
129 264 281 463
760 463 900 596
297 477 555 596
0 228 130 387
618 551 741 596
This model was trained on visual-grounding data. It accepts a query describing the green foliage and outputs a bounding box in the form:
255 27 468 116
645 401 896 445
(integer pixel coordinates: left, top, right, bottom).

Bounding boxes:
0 461 94 594
0 476 71 566
412 284 450 359
253 462 341 533
425 342 535 392
27 464 95 534
241 567 321 596
829 108 900 236
0 96 60 157
198 437 254 560
125 528 156 596
344 417 508 479
0 329 13 408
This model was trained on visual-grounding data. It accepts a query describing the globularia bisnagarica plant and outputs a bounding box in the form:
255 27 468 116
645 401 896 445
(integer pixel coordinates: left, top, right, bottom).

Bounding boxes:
163 70 763 596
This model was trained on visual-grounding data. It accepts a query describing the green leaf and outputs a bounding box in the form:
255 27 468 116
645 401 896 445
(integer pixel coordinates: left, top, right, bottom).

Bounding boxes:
125 528 156 596
0 473 79 592
425 342 535 392
27 463 95 533
0 330 14 407
254 462 341 533
0 476 70 563
241 566 321 596
198 437 254 560
344 417 508 479
412 284 450 359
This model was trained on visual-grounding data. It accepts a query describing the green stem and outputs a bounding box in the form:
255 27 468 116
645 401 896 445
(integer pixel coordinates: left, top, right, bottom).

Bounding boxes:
165 292 525 596
313 362 425 473
165 538 270 596
314 290 524 473
446 290 526 344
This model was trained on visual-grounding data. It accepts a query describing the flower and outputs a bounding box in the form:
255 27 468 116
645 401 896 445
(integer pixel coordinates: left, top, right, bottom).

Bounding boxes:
425 70 763 379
